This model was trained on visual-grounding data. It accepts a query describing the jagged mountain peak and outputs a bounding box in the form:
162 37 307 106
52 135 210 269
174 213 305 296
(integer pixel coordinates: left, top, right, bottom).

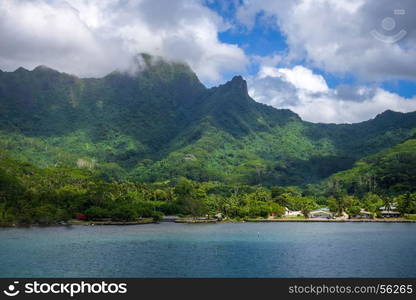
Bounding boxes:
11 65 60 74
217 75 248 96
376 109 401 118
229 75 248 94
372 110 416 126
135 53 197 77
14 66 30 73
33 65 60 73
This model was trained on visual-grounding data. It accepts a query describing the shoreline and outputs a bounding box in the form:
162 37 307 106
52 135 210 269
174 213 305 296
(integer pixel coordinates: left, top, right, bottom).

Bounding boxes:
67 218 155 226
0 218 156 228
173 217 416 224
243 218 416 223
2 218 416 228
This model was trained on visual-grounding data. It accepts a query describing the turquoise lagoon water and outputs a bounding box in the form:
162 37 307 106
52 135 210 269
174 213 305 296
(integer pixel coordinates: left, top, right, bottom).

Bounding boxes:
0 222 415 277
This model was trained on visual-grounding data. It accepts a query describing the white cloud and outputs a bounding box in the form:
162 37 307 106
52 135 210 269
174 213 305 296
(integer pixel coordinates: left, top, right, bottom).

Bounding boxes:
248 65 416 123
0 0 248 82
259 65 329 93
239 0 416 123
0 0 129 77
238 0 416 81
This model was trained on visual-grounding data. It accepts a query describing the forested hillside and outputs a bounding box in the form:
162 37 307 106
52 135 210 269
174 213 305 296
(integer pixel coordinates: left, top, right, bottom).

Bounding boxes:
325 136 416 196
1 54 416 225
1 54 416 186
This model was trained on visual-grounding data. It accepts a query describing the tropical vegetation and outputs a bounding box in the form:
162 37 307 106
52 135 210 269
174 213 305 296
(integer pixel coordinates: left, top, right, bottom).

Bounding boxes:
1 54 416 225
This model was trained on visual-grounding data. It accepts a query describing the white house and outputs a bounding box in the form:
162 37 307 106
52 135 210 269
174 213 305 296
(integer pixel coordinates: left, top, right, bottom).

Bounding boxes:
309 208 334 219
284 207 302 217
380 210 401 218
355 209 372 219
379 205 400 218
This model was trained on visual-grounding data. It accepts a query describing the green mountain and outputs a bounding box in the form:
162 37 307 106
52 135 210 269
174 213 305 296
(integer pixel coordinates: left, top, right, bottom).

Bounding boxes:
1 54 416 186
325 136 416 196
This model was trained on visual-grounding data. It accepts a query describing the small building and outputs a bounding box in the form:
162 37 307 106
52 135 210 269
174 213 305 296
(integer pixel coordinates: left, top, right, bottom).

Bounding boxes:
284 207 302 217
379 205 397 211
183 154 197 161
214 213 223 220
74 213 86 220
309 208 333 219
380 210 401 218
355 209 372 219
379 204 400 218
336 211 349 220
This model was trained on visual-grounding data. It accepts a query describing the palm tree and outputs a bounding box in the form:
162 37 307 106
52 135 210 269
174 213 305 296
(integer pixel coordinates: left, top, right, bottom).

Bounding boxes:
334 195 350 216
383 197 393 212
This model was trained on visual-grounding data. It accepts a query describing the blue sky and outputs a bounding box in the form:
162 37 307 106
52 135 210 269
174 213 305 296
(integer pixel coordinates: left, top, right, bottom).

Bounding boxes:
200 0 416 123
1 0 415 123
382 80 416 98
206 0 415 99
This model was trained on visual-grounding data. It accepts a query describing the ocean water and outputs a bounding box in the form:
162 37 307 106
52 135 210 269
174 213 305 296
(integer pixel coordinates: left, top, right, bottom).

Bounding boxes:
0 222 415 277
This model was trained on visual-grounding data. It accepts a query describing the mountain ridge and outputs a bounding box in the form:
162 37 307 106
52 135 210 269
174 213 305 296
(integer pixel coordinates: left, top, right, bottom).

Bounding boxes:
2 63 414 125
1 55 416 186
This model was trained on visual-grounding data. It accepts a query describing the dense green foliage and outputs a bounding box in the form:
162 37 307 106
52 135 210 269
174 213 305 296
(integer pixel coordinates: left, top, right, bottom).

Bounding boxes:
324 137 416 196
1 54 416 225
2 142 416 226
1 55 416 186
0 152 292 225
